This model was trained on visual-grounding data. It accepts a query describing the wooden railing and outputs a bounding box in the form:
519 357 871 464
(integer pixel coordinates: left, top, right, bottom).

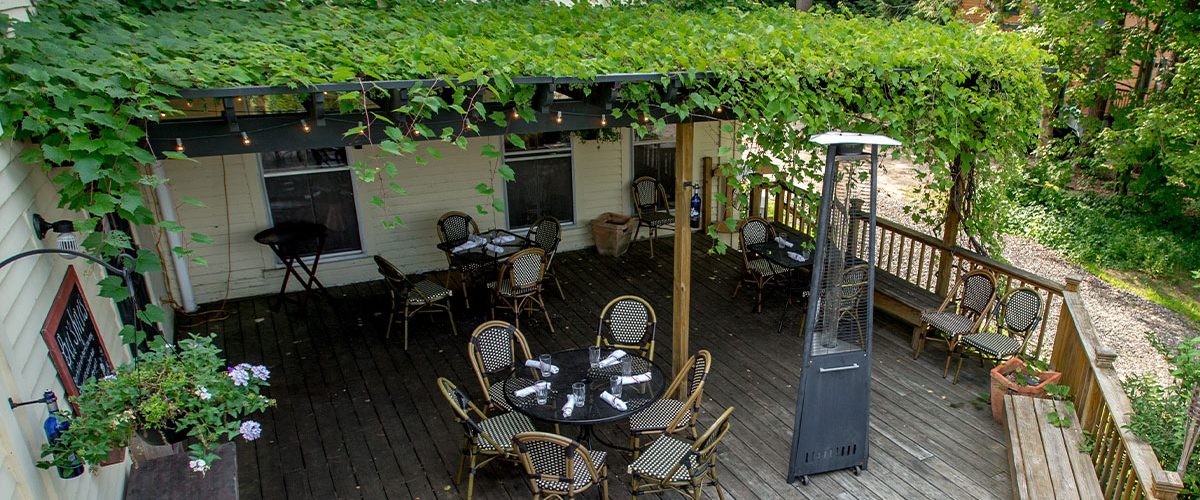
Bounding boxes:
749 183 1186 498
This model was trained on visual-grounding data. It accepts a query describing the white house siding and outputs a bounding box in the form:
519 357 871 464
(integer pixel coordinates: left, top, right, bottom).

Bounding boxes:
0 143 131 500
167 121 733 305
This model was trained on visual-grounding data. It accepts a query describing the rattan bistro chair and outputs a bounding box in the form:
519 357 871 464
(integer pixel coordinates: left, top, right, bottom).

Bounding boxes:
631 176 675 258
513 432 610 500
628 406 734 500
596 295 657 361
529 216 566 300
437 211 483 308
489 247 555 333
436 377 536 500
732 217 790 312
911 269 999 375
468 320 534 414
628 350 712 457
951 287 1043 383
373 255 456 350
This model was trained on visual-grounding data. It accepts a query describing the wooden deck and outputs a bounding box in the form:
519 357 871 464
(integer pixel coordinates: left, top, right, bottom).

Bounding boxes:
184 236 1009 499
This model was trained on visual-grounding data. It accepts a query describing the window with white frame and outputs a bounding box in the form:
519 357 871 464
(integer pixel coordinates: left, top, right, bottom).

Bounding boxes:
259 148 363 257
632 124 677 203
504 132 574 228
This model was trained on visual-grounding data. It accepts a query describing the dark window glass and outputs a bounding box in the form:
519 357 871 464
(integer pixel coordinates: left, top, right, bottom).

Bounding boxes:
505 133 573 228
633 143 676 203
260 148 361 256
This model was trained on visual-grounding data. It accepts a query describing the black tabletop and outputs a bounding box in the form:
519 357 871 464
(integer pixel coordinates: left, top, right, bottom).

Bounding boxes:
437 228 532 266
254 221 328 247
748 234 814 270
503 348 666 426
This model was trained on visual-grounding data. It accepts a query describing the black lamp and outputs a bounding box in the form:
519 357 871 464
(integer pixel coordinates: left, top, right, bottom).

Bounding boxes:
32 214 79 258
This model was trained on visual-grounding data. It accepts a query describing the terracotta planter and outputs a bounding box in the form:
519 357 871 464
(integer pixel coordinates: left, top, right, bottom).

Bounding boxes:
989 358 1062 423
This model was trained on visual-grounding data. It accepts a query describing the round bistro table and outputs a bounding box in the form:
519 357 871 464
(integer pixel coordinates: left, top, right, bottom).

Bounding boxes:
503 347 666 449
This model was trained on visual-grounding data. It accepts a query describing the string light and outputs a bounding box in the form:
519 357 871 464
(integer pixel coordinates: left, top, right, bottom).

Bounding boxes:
175 138 184 152
241 132 250 145
235 97 242 103
642 113 650 123
511 109 520 120
185 100 192 108
715 105 723 113
555 111 563 124
301 119 311 133
159 112 166 119
600 114 607 127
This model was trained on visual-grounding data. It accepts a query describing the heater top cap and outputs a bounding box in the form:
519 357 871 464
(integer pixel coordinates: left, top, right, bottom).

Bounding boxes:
810 131 901 147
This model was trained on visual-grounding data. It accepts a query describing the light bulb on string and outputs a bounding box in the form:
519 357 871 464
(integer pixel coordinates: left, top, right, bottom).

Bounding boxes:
175 138 184 152
511 109 520 120
301 119 311 133
642 113 650 123
555 111 563 124
241 132 250 145
715 105 723 113
600 114 607 127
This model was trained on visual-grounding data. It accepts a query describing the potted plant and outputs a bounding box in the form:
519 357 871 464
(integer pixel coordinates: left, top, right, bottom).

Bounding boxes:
989 356 1062 423
39 334 275 475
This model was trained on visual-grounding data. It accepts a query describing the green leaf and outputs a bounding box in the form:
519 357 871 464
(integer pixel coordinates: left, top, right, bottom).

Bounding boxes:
507 133 526 150
134 249 161 273
189 232 213 245
136 304 166 324
73 158 102 183
498 164 516 182
158 220 185 233
97 276 130 301
370 195 385 208
179 197 206 208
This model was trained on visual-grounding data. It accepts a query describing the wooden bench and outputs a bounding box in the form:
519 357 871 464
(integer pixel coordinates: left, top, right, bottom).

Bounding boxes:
873 270 942 343
1004 394 1103 500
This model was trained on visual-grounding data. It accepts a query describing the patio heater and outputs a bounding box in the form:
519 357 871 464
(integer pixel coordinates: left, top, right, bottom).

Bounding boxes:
787 132 900 485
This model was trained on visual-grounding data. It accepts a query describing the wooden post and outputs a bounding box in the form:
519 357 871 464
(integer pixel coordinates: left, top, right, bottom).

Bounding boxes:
701 157 713 229
672 122 694 386
934 156 965 297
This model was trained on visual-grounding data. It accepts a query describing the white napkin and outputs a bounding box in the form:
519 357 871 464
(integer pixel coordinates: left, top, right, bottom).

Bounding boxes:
494 234 517 244
562 395 578 417
619 372 653 385
775 236 794 248
600 391 627 411
514 381 549 398
451 239 482 254
469 234 487 244
596 349 628 368
524 359 559 375
485 243 506 254
786 251 806 262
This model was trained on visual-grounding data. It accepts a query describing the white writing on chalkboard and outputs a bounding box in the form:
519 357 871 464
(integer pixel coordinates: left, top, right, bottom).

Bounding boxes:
54 288 113 389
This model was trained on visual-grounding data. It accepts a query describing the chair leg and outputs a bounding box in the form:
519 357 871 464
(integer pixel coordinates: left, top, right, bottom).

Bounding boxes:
599 466 609 500
403 305 411 350
552 274 565 300
455 446 468 485
731 280 742 298
385 307 396 339
953 350 966 384
445 305 458 335
711 467 727 500
630 435 641 459
911 325 928 360
465 453 477 500
536 294 555 333
649 227 656 258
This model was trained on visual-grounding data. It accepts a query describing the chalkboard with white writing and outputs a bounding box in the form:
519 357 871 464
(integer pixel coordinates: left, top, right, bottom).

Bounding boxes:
41 266 114 397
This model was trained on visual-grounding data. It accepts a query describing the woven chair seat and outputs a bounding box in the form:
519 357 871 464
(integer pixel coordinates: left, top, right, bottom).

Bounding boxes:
476 411 535 452
960 332 1022 358
486 281 539 297
628 434 696 482
640 212 674 227
407 280 452 305
486 383 512 412
533 450 607 492
921 311 974 336
747 258 790 277
630 398 691 433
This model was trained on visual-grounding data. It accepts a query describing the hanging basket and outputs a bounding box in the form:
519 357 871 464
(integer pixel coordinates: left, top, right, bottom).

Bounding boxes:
989 358 1061 424
136 421 190 446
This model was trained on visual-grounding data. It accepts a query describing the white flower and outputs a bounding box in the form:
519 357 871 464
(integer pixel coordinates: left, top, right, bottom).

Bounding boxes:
239 420 262 441
195 387 212 400
102 374 116 382
188 459 209 473
228 367 250 387
250 365 270 381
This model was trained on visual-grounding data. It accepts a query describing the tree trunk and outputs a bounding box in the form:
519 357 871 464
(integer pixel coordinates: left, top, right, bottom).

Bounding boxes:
796 0 813 11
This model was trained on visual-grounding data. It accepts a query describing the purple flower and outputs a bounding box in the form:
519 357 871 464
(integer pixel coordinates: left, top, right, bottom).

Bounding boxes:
250 364 270 381
239 420 262 441
228 367 250 387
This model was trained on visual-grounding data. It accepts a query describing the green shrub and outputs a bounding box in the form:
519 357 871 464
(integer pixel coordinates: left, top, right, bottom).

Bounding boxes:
1124 335 1200 497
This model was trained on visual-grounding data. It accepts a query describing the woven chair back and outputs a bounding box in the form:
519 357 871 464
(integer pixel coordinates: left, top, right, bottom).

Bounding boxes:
501 247 546 293
598 295 656 352
374 255 413 296
688 349 712 398
513 432 602 495
693 406 734 463
1001 287 1043 334
632 177 665 211
530 217 562 254
739 217 772 247
959 271 997 317
469 321 531 375
437 211 478 244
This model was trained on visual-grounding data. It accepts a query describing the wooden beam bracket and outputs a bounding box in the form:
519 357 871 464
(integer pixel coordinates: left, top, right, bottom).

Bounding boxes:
222 97 239 132
302 93 327 127
532 83 556 114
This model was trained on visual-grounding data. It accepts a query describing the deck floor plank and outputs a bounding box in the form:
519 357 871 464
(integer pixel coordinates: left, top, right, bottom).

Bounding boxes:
187 235 1008 499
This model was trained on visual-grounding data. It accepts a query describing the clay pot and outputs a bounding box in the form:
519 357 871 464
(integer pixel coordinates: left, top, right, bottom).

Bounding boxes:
989 357 1062 423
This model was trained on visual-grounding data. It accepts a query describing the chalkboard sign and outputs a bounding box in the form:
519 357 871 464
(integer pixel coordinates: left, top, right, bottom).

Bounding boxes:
41 266 114 397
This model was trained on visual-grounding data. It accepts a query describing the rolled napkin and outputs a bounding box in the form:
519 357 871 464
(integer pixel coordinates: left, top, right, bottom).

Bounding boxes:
596 349 628 368
513 381 549 398
600 391 627 411
451 239 482 254
775 236 794 248
485 243 505 254
524 359 560 375
493 234 517 244
469 234 488 244
619 372 653 385
786 251 806 262
562 394 578 417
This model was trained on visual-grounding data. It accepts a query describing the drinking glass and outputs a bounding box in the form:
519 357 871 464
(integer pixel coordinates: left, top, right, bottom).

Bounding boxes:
572 382 586 407
609 375 622 399
588 346 601 368
534 383 549 405
620 356 633 378
539 354 552 375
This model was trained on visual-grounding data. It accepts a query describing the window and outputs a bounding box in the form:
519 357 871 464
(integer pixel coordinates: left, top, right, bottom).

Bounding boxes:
504 132 574 228
260 148 362 257
632 124 677 203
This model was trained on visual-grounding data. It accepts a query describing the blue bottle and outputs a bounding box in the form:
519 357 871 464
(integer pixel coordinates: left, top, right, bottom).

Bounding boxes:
42 392 83 479
689 191 702 228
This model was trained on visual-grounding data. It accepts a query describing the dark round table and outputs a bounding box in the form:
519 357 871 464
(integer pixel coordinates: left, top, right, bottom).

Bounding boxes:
503 347 666 449
253 221 329 308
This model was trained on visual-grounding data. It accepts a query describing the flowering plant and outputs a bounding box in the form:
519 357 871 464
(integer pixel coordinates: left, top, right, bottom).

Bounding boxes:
39 334 274 474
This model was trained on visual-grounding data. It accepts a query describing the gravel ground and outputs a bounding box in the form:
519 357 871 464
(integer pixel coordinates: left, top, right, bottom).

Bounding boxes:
876 158 1198 384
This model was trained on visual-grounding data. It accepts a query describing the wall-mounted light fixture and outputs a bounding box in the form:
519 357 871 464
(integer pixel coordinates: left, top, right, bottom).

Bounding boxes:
32 214 78 258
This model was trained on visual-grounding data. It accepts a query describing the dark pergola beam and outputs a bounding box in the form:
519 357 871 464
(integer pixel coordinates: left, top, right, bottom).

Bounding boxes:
531 83 555 113
146 101 714 159
222 98 239 132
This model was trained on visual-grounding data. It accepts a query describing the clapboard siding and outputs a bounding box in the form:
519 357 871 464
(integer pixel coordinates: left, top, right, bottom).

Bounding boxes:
168 123 733 304
0 140 131 499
